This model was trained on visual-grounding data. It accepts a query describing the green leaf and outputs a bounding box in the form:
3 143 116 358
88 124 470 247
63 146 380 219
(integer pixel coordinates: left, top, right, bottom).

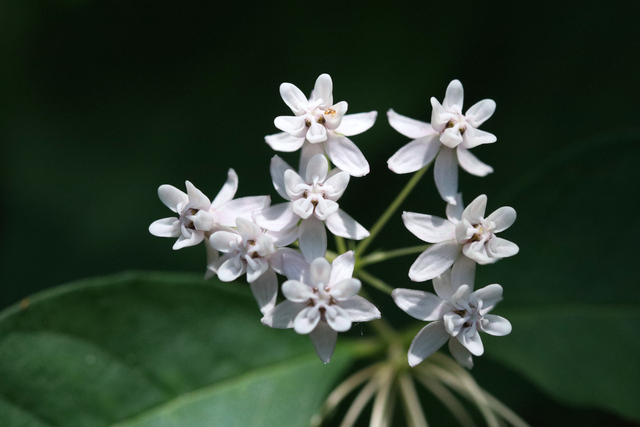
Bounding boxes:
0 272 353 427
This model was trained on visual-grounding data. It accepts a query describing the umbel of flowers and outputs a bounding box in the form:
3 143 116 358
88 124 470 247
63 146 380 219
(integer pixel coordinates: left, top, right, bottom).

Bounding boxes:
150 73 522 425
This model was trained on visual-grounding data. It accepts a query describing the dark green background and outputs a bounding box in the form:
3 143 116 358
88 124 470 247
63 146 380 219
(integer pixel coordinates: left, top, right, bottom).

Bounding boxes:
1 0 639 424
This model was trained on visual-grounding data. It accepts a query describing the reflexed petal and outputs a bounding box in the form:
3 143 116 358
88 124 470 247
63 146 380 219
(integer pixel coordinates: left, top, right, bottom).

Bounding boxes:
387 135 441 174
214 196 270 227
294 306 321 334
312 73 333 109
261 300 304 329
443 312 466 336
282 279 315 302
250 268 278 314
217 255 245 282
449 284 471 309
392 288 449 321
310 257 332 287
486 207 517 232
306 121 328 143
408 321 449 367
409 242 461 282
292 198 314 219
329 278 361 301
336 111 377 136
253 202 299 231
314 198 339 220
309 321 338 364
305 154 329 183
325 209 369 240
279 82 308 115
173 231 204 250
299 141 325 178
465 99 496 127
448 337 474 369
463 241 494 264
185 181 211 210
325 305 352 332
330 251 355 284
473 284 503 309
299 216 327 261
457 328 484 356
481 314 512 336
402 211 456 243
235 217 260 241
246 257 269 283
462 126 496 149
209 230 241 252
486 237 519 258
434 147 459 205
446 193 464 223
265 132 305 152
451 256 476 291
387 109 436 139
324 133 370 177
456 146 493 177
430 97 453 132
284 169 308 199
324 101 348 130
443 79 464 111
338 296 381 322
149 217 180 238
274 115 307 138
433 269 454 301
455 219 476 243
194 210 215 232
462 194 487 223
323 171 350 200
211 169 239 209
158 185 188 212
440 124 464 148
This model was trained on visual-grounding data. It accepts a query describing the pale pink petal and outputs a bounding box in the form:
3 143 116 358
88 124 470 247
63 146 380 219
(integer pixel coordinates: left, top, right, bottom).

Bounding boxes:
149 217 180 238
282 251 311 281
446 193 464 223
472 284 504 311
261 300 305 329
465 99 496 128
486 237 519 258
173 231 204 250
448 337 474 369
323 171 350 200
306 121 328 143
323 101 348 130
235 217 260 241
430 97 453 132
329 278 361 301
392 288 450 321
486 207 517 232
210 169 238 209
268 226 299 247
387 135 441 174
480 314 512 336
284 169 308 199
433 269 454 301
292 198 314 219
209 230 241 252
185 180 211 210
294 306 321 334
338 296 381 322
299 216 327 261
443 79 464 111
311 73 333 109
246 257 269 283
461 126 496 149
450 256 476 291
253 202 299 231
329 251 355 284
408 321 450 367
250 268 278 314
324 133 370 177
217 255 245 282
402 211 456 243
434 147 459 205
299 142 325 178
314 198 339 220
269 247 306 276
214 196 270 227
309 321 338 364
387 109 436 139
456 146 493 177
279 82 308 115
324 305 352 332
305 154 329 183
439 124 464 148
158 185 187 212
461 194 487 223
325 209 369 240
457 328 484 356
463 241 494 264
310 257 332 287
409 242 461 282
282 279 315 302
336 111 377 136
274 115 307 138
265 132 305 152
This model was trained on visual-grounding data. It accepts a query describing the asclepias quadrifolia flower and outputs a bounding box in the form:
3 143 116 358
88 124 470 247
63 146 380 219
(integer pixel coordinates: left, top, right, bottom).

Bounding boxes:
266 73 377 177
387 79 496 204
403 193 518 282
262 252 381 363
392 268 511 368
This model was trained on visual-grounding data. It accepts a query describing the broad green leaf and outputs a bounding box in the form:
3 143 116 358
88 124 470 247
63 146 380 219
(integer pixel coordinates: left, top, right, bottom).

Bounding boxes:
0 272 353 427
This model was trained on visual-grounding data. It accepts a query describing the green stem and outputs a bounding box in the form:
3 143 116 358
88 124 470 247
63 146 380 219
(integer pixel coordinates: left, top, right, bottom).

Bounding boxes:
335 235 347 255
359 244 431 267
357 269 395 295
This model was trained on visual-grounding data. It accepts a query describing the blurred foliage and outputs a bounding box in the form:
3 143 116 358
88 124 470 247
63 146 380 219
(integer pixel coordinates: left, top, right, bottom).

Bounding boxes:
1 0 639 424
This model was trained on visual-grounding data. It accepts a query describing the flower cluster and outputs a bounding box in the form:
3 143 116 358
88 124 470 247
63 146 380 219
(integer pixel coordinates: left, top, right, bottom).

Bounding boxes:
150 74 517 368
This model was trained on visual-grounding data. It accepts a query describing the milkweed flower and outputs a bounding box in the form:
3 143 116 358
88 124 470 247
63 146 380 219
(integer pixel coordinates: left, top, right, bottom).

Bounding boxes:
266 73 376 177
404 194 518 282
149 169 269 252
254 154 369 261
387 79 496 204
262 252 381 363
208 217 305 314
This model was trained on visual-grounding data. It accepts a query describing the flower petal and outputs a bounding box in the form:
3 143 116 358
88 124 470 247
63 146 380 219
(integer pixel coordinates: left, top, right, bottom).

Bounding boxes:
253 202 298 231
209 230 241 252
330 278 361 301
265 131 306 152
448 337 474 369
408 321 450 367
299 216 327 261
461 194 487 224
282 279 315 302
480 314 512 336
336 111 377 136
217 255 245 282
250 268 278 314
486 207 517 232
274 115 307 138
310 257 332 287
311 73 333 109
173 230 204 250
433 269 454 301
309 321 338 364
294 306 321 334
387 135 441 174
284 169 308 200
465 99 496 128
450 256 476 291
261 300 304 329
434 147 459 205
214 196 270 227
430 97 453 132
392 288 449 321
439 124 464 148
282 251 311 282
338 296 381 322
325 305 352 332
185 181 210 210
158 185 187 213
298 141 325 179
323 171 350 200
314 198 339 220
472 284 503 310
246 257 269 283
323 101 348 130
305 154 329 183
330 251 355 284
279 82 308 115
409 242 461 282
268 226 299 247
457 328 484 356
402 211 456 243
324 133 370 177
486 237 519 258
306 121 328 143
149 217 180 238
270 247 305 275
446 193 464 223
461 126 496 149
387 109 436 139
456 146 493 177
325 209 369 240
443 79 464 112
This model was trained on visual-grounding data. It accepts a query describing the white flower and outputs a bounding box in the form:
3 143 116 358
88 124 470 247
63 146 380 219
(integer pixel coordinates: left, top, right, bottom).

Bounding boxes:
265 73 376 177
403 194 518 282
253 154 369 261
387 79 496 204
392 268 512 368
149 169 269 252
208 217 305 314
261 252 381 363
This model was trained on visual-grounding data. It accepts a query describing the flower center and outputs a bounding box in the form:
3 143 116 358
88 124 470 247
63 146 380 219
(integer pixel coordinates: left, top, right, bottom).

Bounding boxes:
446 117 466 135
